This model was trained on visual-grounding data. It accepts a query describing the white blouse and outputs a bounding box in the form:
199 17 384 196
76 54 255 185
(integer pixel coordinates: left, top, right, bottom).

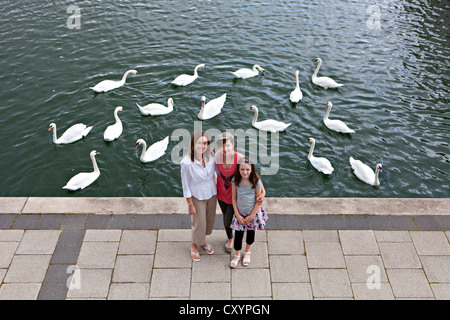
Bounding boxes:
180 153 217 200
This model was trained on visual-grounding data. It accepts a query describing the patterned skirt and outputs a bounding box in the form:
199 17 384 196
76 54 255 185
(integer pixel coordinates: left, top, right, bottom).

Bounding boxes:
230 207 268 231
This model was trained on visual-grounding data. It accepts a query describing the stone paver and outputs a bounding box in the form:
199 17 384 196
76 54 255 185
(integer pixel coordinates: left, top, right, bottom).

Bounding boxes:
0 224 449 300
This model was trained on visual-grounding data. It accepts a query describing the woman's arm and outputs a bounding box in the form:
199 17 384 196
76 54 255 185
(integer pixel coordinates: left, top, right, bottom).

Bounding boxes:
180 161 196 215
232 184 244 224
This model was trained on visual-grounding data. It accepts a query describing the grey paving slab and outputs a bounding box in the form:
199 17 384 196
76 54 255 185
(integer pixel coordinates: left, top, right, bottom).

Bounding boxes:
112 255 153 283
0 242 19 268
431 284 450 300
84 230 122 242
420 256 450 282
118 230 157 255
378 242 422 269
351 283 394 300
77 242 119 269
305 242 346 268
269 255 309 283
267 231 304 255
190 282 231 300
410 231 450 255
272 283 313 300
339 230 379 255
4 255 52 283
0 230 23 242
374 230 412 242
149 269 191 298
387 269 434 298
16 230 60 255
303 230 339 242
153 241 193 268
345 255 388 283
0 283 41 300
310 269 353 299
66 269 113 299
108 283 150 300
192 254 230 283
231 269 271 298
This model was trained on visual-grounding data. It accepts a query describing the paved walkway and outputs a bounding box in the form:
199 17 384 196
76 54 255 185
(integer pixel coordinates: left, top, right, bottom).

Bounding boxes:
0 197 449 300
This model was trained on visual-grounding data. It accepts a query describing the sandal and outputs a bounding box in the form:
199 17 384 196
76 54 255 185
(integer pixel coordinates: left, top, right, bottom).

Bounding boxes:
191 249 201 262
201 244 214 255
230 255 241 268
242 251 251 266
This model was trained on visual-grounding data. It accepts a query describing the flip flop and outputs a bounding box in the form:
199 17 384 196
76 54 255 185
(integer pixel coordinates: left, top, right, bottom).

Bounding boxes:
201 244 214 255
191 249 201 262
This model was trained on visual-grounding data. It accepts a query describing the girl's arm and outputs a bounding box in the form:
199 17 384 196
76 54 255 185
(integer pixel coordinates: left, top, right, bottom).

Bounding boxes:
256 182 266 205
244 187 262 224
232 184 245 225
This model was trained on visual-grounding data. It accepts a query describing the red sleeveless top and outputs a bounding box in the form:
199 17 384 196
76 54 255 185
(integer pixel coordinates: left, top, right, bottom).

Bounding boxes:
217 152 238 204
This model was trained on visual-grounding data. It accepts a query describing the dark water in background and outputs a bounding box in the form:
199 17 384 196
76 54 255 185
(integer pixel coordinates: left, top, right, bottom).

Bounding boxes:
0 0 448 198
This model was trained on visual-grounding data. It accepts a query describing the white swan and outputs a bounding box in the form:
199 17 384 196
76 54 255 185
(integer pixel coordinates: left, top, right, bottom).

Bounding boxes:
136 137 169 163
48 122 93 144
307 138 334 175
350 157 382 186
63 150 101 191
290 70 303 103
171 64 205 86
323 101 355 133
90 69 139 92
312 58 343 89
249 105 291 132
136 98 174 116
231 64 265 79
198 93 227 120
103 106 123 141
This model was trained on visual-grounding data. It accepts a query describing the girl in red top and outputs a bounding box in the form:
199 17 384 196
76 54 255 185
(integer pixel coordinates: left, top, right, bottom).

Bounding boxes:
215 132 266 252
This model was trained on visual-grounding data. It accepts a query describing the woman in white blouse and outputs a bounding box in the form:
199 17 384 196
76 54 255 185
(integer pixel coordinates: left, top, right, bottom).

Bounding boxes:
180 130 217 261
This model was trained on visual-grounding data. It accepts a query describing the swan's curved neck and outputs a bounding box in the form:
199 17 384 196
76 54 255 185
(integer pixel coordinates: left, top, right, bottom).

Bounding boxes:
252 108 259 125
167 100 174 111
121 71 132 83
324 104 332 120
193 65 201 77
140 142 147 158
91 154 99 173
295 72 299 89
374 166 380 185
312 60 322 78
308 140 315 159
52 126 58 143
114 110 121 123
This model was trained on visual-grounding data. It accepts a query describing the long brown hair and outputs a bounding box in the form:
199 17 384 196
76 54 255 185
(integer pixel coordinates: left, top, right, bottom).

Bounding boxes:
188 130 211 162
234 157 260 188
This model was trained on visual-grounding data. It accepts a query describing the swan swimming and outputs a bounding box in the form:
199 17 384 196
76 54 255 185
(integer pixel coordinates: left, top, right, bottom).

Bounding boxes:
307 138 334 175
103 106 124 141
290 70 303 103
137 98 174 116
62 150 101 191
136 137 169 163
350 157 382 186
90 69 139 92
48 122 93 144
249 105 291 132
171 64 205 86
231 64 265 79
198 94 227 120
312 58 343 89
323 101 355 133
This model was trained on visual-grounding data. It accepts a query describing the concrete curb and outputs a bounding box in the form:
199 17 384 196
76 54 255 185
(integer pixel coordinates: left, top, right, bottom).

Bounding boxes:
0 197 448 216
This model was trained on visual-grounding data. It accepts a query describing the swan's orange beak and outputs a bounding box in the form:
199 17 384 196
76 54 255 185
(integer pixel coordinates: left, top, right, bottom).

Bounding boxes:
48 127 52 131
136 73 139 76
135 143 139 148
96 152 101 155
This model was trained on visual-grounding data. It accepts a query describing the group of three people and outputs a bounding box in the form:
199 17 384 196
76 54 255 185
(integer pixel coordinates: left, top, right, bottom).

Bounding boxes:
180 130 268 268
